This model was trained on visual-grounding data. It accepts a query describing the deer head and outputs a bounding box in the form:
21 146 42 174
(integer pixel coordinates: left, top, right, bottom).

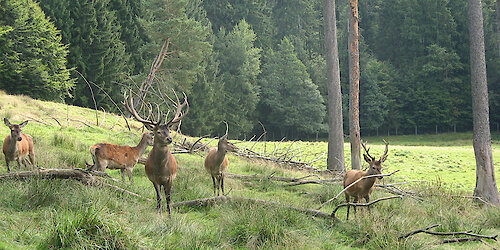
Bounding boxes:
124 89 189 147
361 139 389 179
4 118 28 142
218 121 239 153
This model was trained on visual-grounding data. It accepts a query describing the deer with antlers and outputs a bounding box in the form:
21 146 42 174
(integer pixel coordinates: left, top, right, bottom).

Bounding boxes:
124 89 188 216
3 118 36 172
204 122 239 196
343 140 389 220
86 132 154 184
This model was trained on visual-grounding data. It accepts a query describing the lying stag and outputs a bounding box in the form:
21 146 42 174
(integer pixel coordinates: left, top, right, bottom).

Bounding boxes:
124 89 188 216
86 132 153 184
343 140 389 220
3 118 36 172
204 122 239 196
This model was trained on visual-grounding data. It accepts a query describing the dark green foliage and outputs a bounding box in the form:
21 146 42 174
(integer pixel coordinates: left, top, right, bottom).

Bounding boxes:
214 20 261 138
0 0 74 100
258 37 325 138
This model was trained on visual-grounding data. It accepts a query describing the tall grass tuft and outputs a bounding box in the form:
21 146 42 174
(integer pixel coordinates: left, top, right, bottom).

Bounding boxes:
40 205 138 249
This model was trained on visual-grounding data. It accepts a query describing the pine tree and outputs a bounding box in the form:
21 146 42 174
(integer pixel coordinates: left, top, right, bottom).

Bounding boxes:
258 37 325 138
215 20 261 138
0 0 74 100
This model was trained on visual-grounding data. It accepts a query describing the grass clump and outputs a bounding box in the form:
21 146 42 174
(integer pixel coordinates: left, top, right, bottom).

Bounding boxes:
40 205 138 249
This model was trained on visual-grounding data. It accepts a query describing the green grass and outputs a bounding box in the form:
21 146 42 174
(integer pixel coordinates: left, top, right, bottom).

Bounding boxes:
0 91 499 249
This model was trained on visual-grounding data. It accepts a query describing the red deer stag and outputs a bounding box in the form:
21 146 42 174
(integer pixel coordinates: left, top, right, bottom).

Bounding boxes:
86 132 153 184
343 140 389 220
204 122 239 196
3 118 35 172
124 89 188 216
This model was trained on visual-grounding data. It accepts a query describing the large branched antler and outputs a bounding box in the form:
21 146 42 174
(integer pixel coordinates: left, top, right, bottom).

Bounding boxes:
124 89 159 127
165 90 189 128
361 140 375 161
380 139 389 162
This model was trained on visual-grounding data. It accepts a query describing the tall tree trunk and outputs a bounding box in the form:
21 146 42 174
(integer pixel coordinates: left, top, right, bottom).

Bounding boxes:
348 0 361 170
468 0 500 205
324 0 345 171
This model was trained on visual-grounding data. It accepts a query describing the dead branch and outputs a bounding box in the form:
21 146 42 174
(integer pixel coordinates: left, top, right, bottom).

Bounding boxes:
331 195 403 218
398 224 441 239
171 196 334 219
438 238 482 244
317 170 400 210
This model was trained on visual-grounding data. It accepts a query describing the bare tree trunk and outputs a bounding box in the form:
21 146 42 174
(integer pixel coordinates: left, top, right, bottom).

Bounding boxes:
324 0 345 171
468 0 500 205
348 0 361 170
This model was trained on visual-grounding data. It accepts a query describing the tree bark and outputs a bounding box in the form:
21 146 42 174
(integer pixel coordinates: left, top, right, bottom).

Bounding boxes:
468 0 500 205
324 0 345 171
348 0 361 170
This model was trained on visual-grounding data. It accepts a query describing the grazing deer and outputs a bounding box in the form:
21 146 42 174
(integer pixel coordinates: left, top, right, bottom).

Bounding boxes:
86 132 154 184
204 122 239 196
124 89 188 216
3 118 36 172
343 140 389 220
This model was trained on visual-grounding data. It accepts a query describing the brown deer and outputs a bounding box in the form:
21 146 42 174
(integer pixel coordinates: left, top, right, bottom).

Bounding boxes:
343 140 389 220
204 122 239 196
124 89 188 216
86 132 154 184
3 118 36 172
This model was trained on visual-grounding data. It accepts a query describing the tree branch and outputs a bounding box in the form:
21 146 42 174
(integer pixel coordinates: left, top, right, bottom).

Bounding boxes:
331 195 402 218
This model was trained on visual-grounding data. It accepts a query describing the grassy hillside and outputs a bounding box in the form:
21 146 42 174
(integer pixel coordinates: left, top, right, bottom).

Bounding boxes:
0 91 499 249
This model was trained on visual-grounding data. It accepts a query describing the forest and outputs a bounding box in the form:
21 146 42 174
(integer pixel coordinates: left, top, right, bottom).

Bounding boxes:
1 0 499 140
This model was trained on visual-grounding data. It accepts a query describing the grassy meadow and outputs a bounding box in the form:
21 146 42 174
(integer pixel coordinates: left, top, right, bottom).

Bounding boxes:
0 91 499 249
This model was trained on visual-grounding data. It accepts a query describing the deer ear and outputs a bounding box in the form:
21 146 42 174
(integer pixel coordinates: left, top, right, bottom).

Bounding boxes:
19 120 28 128
363 154 371 163
4 118 11 127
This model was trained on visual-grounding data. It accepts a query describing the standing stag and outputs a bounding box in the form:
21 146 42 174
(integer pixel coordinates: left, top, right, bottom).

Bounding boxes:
204 122 239 196
343 140 389 220
124 89 188 216
3 118 36 172
86 132 154 184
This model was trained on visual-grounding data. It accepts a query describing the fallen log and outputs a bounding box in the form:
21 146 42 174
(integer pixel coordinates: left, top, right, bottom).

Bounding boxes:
171 196 333 219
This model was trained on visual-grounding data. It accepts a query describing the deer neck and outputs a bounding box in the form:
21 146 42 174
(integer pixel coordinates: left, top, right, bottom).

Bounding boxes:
363 169 378 188
215 144 227 166
6 135 18 155
134 136 150 156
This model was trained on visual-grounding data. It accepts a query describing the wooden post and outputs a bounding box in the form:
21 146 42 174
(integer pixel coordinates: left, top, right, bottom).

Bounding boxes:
435 125 438 135
395 127 398 136
454 124 457 133
376 127 379 137
415 125 418 136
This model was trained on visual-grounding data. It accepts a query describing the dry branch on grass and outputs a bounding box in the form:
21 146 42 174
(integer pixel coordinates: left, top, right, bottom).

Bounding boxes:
171 196 333 219
316 170 400 210
224 172 342 186
0 168 152 202
400 224 498 247
331 195 403 219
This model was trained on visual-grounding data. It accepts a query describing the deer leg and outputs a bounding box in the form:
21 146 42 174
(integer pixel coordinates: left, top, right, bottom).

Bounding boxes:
353 197 359 216
164 181 172 218
29 150 36 168
16 158 22 170
126 167 133 185
120 169 126 182
345 194 351 221
221 173 225 196
5 160 11 172
153 183 162 213
364 195 371 213
211 175 217 196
